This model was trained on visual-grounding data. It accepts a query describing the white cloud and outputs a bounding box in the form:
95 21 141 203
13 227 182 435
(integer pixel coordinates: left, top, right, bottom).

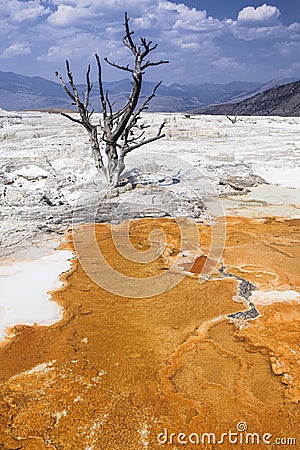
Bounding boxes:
47 3 101 28
1 43 31 58
212 56 243 70
38 32 104 61
275 41 300 56
0 0 50 24
231 4 291 41
47 4 77 27
276 61 300 78
233 23 287 41
237 4 280 27
40 0 223 79
0 0 299 83
212 57 233 68
173 36 218 55
47 0 154 28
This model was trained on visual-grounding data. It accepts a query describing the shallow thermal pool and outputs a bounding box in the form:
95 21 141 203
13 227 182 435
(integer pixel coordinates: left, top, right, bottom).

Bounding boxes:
0 245 73 340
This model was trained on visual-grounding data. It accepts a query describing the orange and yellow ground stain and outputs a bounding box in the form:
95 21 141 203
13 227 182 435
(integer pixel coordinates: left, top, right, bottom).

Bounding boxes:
0 217 299 449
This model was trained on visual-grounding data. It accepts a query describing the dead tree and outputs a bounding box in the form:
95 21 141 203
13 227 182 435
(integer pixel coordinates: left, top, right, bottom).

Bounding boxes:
226 114 238 124
55 12 169 186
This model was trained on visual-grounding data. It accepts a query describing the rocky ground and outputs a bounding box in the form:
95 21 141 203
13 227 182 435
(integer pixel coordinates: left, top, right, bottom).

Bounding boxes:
0 110 299 258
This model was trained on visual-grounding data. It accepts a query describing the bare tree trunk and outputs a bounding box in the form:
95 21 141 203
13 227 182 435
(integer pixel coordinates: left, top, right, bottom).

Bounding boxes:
108 153 125 187
105 142 119 184
90 126 106 176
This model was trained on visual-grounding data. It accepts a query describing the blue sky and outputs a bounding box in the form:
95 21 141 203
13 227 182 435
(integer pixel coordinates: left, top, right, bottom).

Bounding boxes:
0 0 299 85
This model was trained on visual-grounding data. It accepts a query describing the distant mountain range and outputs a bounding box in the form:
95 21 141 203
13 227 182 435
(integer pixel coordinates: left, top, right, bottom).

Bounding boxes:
0 70 298 114
194 79 300 117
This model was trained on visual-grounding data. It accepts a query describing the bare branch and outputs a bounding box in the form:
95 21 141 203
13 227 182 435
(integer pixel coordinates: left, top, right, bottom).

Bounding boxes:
61 112 83 124
111 78 142 141
65 60 83 108
95 53 107 117
55 71 76 102
84 64 92 110
56 62 93 127
111 102 131 120
140 38 158 59
124 124 166 155
123 11 137 54
88 109 94 119
226 114 238 124
158 120 166 134
139 80 162 111
141 59 169 70
125 80 163 135
106 91 113 116
104 57 133 73
125 129 146 143
123 120 166 155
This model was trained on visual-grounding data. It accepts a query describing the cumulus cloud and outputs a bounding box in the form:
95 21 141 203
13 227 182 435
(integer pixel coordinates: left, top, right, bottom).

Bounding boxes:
1 43 32 58
275 40 300 56
231 3 290 41
210 57 247 78
237 4 281 27
41 0 223 68
0 0 299 83
212 57 240 69
47 4 81 27
0 0 50 24
233 24 287 41
38 33 106 61
47 0 153 28
276 61 300 78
